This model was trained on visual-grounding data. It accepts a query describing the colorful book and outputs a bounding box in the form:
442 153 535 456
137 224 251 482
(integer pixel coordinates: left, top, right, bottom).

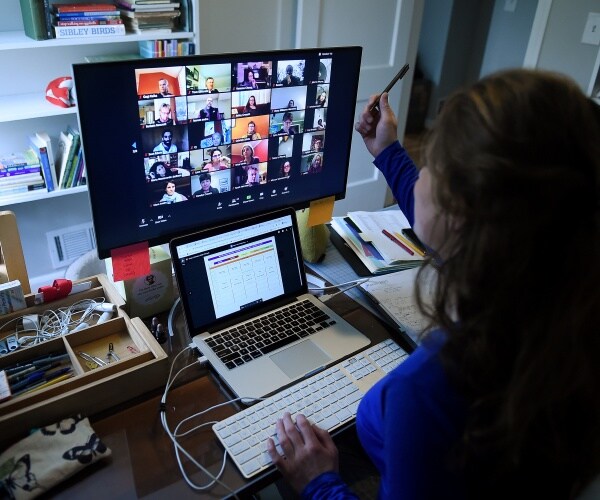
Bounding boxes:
0 150 39 170
54 23 126 37
35 132 58 188
0 166 41 178
55 10 120 17
72 150 86 187
65 146 81 188
0 172 44 186
56 130 73 188
60 126 80 188
28 138 54 191
53 3 118 12
56 19 123 26
0 182 47 197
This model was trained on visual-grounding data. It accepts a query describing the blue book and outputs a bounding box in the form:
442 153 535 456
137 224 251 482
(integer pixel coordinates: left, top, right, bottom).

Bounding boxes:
28 137 54 191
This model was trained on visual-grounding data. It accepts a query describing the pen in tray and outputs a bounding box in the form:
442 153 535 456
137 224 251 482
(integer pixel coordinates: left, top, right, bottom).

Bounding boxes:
10 366 73 394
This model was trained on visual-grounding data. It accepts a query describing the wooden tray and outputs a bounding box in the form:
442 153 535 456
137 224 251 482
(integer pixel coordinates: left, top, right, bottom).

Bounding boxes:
0 275 168 450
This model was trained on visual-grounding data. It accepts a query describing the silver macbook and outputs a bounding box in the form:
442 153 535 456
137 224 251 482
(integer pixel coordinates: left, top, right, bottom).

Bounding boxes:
170 208 370 399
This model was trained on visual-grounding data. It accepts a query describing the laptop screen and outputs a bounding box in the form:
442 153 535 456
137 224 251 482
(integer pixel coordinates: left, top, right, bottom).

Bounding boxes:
171 209 306 333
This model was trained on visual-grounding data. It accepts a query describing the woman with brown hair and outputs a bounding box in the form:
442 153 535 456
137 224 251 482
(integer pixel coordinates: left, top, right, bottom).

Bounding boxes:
267 69 600 499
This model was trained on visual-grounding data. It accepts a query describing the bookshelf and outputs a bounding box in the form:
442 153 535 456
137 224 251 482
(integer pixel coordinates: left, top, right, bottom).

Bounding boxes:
0 0 200 287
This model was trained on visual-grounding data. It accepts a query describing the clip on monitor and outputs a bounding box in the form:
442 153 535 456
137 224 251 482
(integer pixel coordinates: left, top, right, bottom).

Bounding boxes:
72 46 362 259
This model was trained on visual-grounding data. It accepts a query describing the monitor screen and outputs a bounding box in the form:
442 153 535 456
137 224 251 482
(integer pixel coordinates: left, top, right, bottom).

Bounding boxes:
73 46 362 259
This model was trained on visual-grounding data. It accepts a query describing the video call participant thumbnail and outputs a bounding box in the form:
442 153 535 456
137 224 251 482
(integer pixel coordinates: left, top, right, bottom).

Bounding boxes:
187 63 231 94
302 153 323 175
271 111 305 136
231 115 269 143
267 157 294 179
152 178 190 205
233 61 273 90
192 172 219 196
142 126 189 156
276 60 304 87
136 68 185 99
268 134 295 158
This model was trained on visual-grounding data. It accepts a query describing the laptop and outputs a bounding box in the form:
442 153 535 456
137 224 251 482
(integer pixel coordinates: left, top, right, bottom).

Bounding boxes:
170 208 370 399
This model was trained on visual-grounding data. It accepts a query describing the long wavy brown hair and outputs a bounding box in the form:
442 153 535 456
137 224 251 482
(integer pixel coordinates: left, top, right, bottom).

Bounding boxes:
416 69 600 498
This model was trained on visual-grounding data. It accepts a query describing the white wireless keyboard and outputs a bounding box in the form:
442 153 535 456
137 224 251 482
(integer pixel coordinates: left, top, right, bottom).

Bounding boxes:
213 339 409 479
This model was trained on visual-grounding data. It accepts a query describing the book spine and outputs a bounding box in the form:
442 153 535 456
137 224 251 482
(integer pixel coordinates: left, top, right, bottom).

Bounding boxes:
0 174 44 186
54 3 118 12
56 19 123 26
0 182 46 196
55 11 120 18
54 24 126 38
35 132 58 188
38 147 54 191
18 0 49 40
42 0 54 38
0 167 41 177
72 152 85 187
65 148 80 188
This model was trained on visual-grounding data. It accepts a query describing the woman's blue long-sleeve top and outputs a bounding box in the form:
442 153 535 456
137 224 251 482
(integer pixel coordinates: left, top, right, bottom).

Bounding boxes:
301 142 466 500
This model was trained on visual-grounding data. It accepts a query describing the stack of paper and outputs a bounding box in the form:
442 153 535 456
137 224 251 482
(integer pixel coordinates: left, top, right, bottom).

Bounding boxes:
330 209 424 275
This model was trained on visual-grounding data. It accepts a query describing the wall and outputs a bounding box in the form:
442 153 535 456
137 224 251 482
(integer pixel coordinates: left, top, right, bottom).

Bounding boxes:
479 0 538 77
417 0 494 124
536 0 600 92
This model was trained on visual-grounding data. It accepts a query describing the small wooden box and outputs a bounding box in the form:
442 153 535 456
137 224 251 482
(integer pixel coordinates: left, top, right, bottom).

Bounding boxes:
0 275 168 450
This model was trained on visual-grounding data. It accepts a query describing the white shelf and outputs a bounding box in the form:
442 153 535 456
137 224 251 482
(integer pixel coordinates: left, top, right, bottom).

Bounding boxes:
0 30 195 51
0 184 88 207
0 92 78 122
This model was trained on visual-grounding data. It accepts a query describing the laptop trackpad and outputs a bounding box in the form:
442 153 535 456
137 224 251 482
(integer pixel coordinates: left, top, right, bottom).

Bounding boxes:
271 340 331 379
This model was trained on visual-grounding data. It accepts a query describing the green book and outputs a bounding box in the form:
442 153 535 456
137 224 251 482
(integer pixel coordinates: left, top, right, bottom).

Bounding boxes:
61 126 80 188
19 0 49 40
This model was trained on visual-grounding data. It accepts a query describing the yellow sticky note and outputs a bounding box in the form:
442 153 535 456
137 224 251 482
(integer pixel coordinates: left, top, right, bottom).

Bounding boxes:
307 196 335 226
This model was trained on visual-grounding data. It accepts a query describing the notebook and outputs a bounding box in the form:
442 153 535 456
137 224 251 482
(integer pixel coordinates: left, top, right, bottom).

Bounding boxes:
170 208 370 399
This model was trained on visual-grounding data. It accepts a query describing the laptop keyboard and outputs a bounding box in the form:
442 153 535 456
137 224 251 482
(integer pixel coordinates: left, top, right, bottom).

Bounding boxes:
213 339 408 479
204 299 337 370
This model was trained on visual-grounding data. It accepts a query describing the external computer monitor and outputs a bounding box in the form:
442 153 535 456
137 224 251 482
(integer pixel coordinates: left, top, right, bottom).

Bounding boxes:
72 46 362 259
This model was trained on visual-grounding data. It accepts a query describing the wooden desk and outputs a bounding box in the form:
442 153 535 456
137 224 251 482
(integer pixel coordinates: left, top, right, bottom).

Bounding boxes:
46 291 407 499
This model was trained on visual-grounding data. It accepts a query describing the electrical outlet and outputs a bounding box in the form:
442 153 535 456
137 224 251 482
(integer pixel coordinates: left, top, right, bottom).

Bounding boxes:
582 12 600 45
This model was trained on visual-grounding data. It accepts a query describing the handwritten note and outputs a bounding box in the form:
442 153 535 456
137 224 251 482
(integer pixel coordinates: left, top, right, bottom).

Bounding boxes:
110 242 150 282
360 266 435 342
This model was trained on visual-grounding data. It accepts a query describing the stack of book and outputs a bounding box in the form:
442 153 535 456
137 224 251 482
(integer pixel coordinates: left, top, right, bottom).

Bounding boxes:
52 2 125 38
0 150 46 199
56 126 86 189
138 39 195 58
116 0 181 34
330 209 426 275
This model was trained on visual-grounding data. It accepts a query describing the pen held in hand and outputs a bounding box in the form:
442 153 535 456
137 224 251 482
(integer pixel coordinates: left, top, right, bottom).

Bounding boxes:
370 63 410 112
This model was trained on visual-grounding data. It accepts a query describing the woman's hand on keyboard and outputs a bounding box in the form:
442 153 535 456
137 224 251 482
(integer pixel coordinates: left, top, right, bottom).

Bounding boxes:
266 412 339 493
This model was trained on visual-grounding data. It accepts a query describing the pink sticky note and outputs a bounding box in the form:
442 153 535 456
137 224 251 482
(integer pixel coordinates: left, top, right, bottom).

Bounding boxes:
110 242 151 282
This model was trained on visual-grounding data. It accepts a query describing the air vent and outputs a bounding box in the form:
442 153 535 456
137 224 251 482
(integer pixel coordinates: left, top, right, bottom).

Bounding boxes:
46 223 96 269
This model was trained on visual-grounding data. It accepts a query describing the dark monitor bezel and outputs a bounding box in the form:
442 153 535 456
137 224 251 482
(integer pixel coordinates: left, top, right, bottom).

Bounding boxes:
73 46 362 259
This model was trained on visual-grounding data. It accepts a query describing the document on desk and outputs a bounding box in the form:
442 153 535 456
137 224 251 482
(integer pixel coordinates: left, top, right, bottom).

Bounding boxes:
330 209 424 275
359 266 435 345
346 210 422 264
